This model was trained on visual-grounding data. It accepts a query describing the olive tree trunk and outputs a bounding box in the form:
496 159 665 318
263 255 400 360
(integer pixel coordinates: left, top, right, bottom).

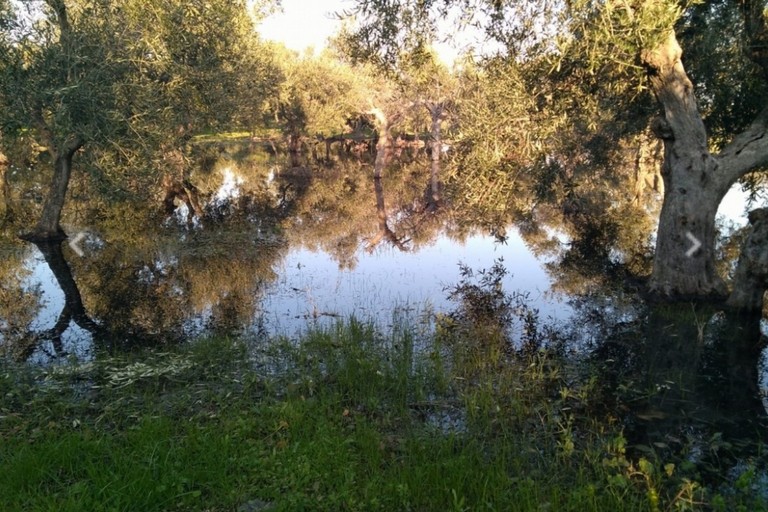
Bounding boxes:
0 156 10 222
644 32 768 298
27 139 83 240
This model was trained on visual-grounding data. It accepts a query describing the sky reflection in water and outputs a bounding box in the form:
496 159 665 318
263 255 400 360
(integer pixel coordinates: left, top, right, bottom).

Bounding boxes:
1 150 764 445
262 230 569 335
15 225 568 364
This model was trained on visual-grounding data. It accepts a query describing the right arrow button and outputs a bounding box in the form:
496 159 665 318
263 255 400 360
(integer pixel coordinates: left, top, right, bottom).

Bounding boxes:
685 231 701 257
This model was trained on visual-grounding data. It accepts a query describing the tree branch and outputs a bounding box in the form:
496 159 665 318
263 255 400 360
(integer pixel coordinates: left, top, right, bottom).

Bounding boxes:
45 0 71 37
31 111 84 160
63 135 85 158
31 112 58 159
716 106 768 187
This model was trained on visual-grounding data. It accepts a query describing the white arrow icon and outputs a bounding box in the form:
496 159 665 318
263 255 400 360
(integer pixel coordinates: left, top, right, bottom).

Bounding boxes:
69 231 87 257
685 231 701 257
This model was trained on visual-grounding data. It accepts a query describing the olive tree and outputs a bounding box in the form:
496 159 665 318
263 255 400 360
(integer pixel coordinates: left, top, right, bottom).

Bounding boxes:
337 21 461 209
0 0 131 239
268 46 377 166
0 0 277 239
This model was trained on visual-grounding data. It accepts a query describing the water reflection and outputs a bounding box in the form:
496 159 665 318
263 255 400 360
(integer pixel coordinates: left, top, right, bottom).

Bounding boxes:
24 241 105 360
366 175 410 252
572 295 768 487
1 148 572 361
2 224 563 362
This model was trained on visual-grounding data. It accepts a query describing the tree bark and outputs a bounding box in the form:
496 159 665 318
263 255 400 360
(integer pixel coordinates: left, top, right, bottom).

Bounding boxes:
0 156 10 223
644 32 768 298
650 167 728 298
25 138 83 241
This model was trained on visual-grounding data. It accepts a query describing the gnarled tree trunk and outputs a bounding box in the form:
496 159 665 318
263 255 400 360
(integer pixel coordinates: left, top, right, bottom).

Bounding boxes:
650 163 728 298
644 32 768 298
19 2 84 241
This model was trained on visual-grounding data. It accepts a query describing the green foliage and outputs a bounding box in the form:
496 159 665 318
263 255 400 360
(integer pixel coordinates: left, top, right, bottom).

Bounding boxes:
441 258 546 355
343 0 767 240
268 46 378 139
447 56 539 223
0 0 280 197
2 301 767 510
139 0 265 134
559 0 686 75
341 0 562 66
445 48 658 279
336 0 441 72
0 1 132 148
677 0 768 148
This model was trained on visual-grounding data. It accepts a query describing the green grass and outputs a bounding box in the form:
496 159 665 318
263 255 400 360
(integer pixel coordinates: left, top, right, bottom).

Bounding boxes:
1 319 765 511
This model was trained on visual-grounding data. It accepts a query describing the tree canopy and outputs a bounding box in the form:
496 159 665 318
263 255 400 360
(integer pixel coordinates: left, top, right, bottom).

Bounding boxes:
1 0 767 303
0 0 280 237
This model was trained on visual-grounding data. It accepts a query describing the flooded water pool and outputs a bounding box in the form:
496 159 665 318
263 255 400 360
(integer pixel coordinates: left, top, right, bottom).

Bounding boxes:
7 222 568 364
2 150 767 511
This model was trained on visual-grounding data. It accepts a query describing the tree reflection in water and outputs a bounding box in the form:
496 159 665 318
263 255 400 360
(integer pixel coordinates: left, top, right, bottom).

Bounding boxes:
25 241 105 360
540 211 768 487
568 292 767 489
1 147 461 359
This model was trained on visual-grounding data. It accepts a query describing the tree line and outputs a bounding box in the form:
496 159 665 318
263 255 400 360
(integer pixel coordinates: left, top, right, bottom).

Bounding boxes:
1 0 767 309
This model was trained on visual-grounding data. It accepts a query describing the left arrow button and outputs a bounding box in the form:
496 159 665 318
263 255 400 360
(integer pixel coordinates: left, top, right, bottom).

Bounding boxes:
69 231 87 257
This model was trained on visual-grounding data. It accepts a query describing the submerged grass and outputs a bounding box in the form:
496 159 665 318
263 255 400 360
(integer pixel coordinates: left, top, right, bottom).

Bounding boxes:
1 313 765 511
